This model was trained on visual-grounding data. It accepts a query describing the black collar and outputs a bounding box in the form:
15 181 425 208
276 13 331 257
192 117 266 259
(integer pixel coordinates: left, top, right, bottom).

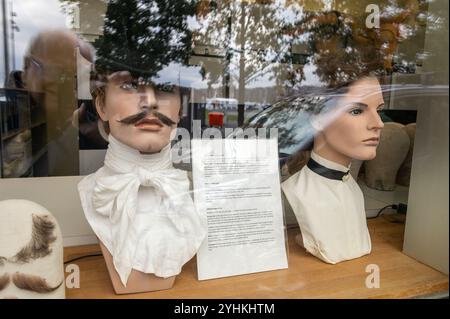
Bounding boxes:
306 157 350 181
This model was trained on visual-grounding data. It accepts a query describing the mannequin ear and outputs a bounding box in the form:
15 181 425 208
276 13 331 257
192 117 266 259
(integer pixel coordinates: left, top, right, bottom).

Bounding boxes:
310 114 325 132
95 96 108 122
310 109 338 132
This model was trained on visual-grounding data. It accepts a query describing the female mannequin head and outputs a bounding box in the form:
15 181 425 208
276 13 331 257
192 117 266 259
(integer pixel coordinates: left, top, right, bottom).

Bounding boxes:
311 76 385 166
296 11 387 166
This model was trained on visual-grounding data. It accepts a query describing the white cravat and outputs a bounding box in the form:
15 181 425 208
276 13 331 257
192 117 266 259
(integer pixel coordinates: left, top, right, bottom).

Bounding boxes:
79 135 206 286
281 151 371 264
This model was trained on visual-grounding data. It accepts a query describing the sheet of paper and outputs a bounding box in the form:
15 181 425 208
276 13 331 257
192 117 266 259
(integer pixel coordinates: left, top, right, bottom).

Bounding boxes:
192 138 288 280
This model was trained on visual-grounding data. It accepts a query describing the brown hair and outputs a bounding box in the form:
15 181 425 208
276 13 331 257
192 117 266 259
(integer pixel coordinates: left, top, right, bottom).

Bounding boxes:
12 273 62 294
286 150 311 175
10 214 57 264
0 274 10 291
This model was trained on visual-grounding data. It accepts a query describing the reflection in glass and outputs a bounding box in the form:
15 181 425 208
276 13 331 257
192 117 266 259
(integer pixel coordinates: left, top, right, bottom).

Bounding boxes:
0 0 445 178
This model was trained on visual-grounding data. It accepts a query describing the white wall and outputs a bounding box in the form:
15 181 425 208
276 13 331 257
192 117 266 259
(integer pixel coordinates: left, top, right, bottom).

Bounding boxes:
0 176 97 247
402 0 449 275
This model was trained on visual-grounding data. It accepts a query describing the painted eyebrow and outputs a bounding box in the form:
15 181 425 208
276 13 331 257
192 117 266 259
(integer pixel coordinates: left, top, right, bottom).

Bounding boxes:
109 71 133 83
12 272 62 294
347 102 368 108
348 102 385 109
9 214 57 264
0 273 10 291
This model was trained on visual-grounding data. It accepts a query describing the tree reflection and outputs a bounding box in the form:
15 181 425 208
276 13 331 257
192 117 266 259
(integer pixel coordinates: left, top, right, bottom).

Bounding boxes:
59 0 441 92
92 0 197 81
59 0 443 110
193 0 298 102
285 10 386 88
192 0 435 100
283 0 430 88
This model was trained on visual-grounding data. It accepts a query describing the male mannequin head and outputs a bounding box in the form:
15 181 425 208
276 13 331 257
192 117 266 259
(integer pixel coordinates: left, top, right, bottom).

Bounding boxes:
92 70 181 154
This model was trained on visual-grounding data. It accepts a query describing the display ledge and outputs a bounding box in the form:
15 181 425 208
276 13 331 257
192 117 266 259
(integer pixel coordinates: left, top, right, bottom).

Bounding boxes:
64 218 449 299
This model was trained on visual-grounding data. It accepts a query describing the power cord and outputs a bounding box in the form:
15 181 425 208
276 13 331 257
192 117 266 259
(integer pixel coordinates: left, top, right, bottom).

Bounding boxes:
370 204 397 219
367 203 408 220
64 253 103 264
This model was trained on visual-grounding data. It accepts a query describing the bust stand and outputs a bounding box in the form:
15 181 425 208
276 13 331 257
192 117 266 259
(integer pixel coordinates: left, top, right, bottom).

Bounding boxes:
99 241 176 294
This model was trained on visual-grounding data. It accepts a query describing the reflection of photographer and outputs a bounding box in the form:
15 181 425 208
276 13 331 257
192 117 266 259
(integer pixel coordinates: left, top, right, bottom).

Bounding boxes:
22 29 94 176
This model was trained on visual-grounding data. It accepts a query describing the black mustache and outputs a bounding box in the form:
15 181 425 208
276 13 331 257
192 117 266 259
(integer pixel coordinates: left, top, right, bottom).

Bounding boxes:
117 109 176 127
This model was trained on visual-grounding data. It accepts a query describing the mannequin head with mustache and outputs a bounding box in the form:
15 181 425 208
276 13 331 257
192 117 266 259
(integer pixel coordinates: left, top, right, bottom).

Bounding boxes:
92 71 181 154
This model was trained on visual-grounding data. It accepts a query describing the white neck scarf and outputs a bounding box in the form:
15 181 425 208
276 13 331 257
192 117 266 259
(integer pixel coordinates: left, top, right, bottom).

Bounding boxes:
88 135 204 285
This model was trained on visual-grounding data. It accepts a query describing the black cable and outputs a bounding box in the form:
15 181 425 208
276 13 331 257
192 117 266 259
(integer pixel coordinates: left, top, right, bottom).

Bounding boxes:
367 204 398 219
64 253 103 264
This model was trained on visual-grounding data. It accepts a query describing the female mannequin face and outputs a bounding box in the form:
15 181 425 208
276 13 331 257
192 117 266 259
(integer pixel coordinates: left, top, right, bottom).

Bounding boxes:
96 71 180 154
313 77 385 166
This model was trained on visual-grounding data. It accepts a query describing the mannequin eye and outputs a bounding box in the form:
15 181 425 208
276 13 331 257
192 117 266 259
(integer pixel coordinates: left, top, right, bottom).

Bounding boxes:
119 81 138 90
349 108 363 116
155 83 175 93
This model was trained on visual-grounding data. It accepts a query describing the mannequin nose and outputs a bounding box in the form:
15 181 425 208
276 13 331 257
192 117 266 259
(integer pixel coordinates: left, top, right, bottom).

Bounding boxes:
368 110 385 130
139 86 157 110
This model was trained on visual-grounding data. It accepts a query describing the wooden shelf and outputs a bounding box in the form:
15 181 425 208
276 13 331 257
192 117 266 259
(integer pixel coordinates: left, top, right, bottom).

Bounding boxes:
64 217 448 299
1 127 28 141
1 89 47 178
31 120 46 129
